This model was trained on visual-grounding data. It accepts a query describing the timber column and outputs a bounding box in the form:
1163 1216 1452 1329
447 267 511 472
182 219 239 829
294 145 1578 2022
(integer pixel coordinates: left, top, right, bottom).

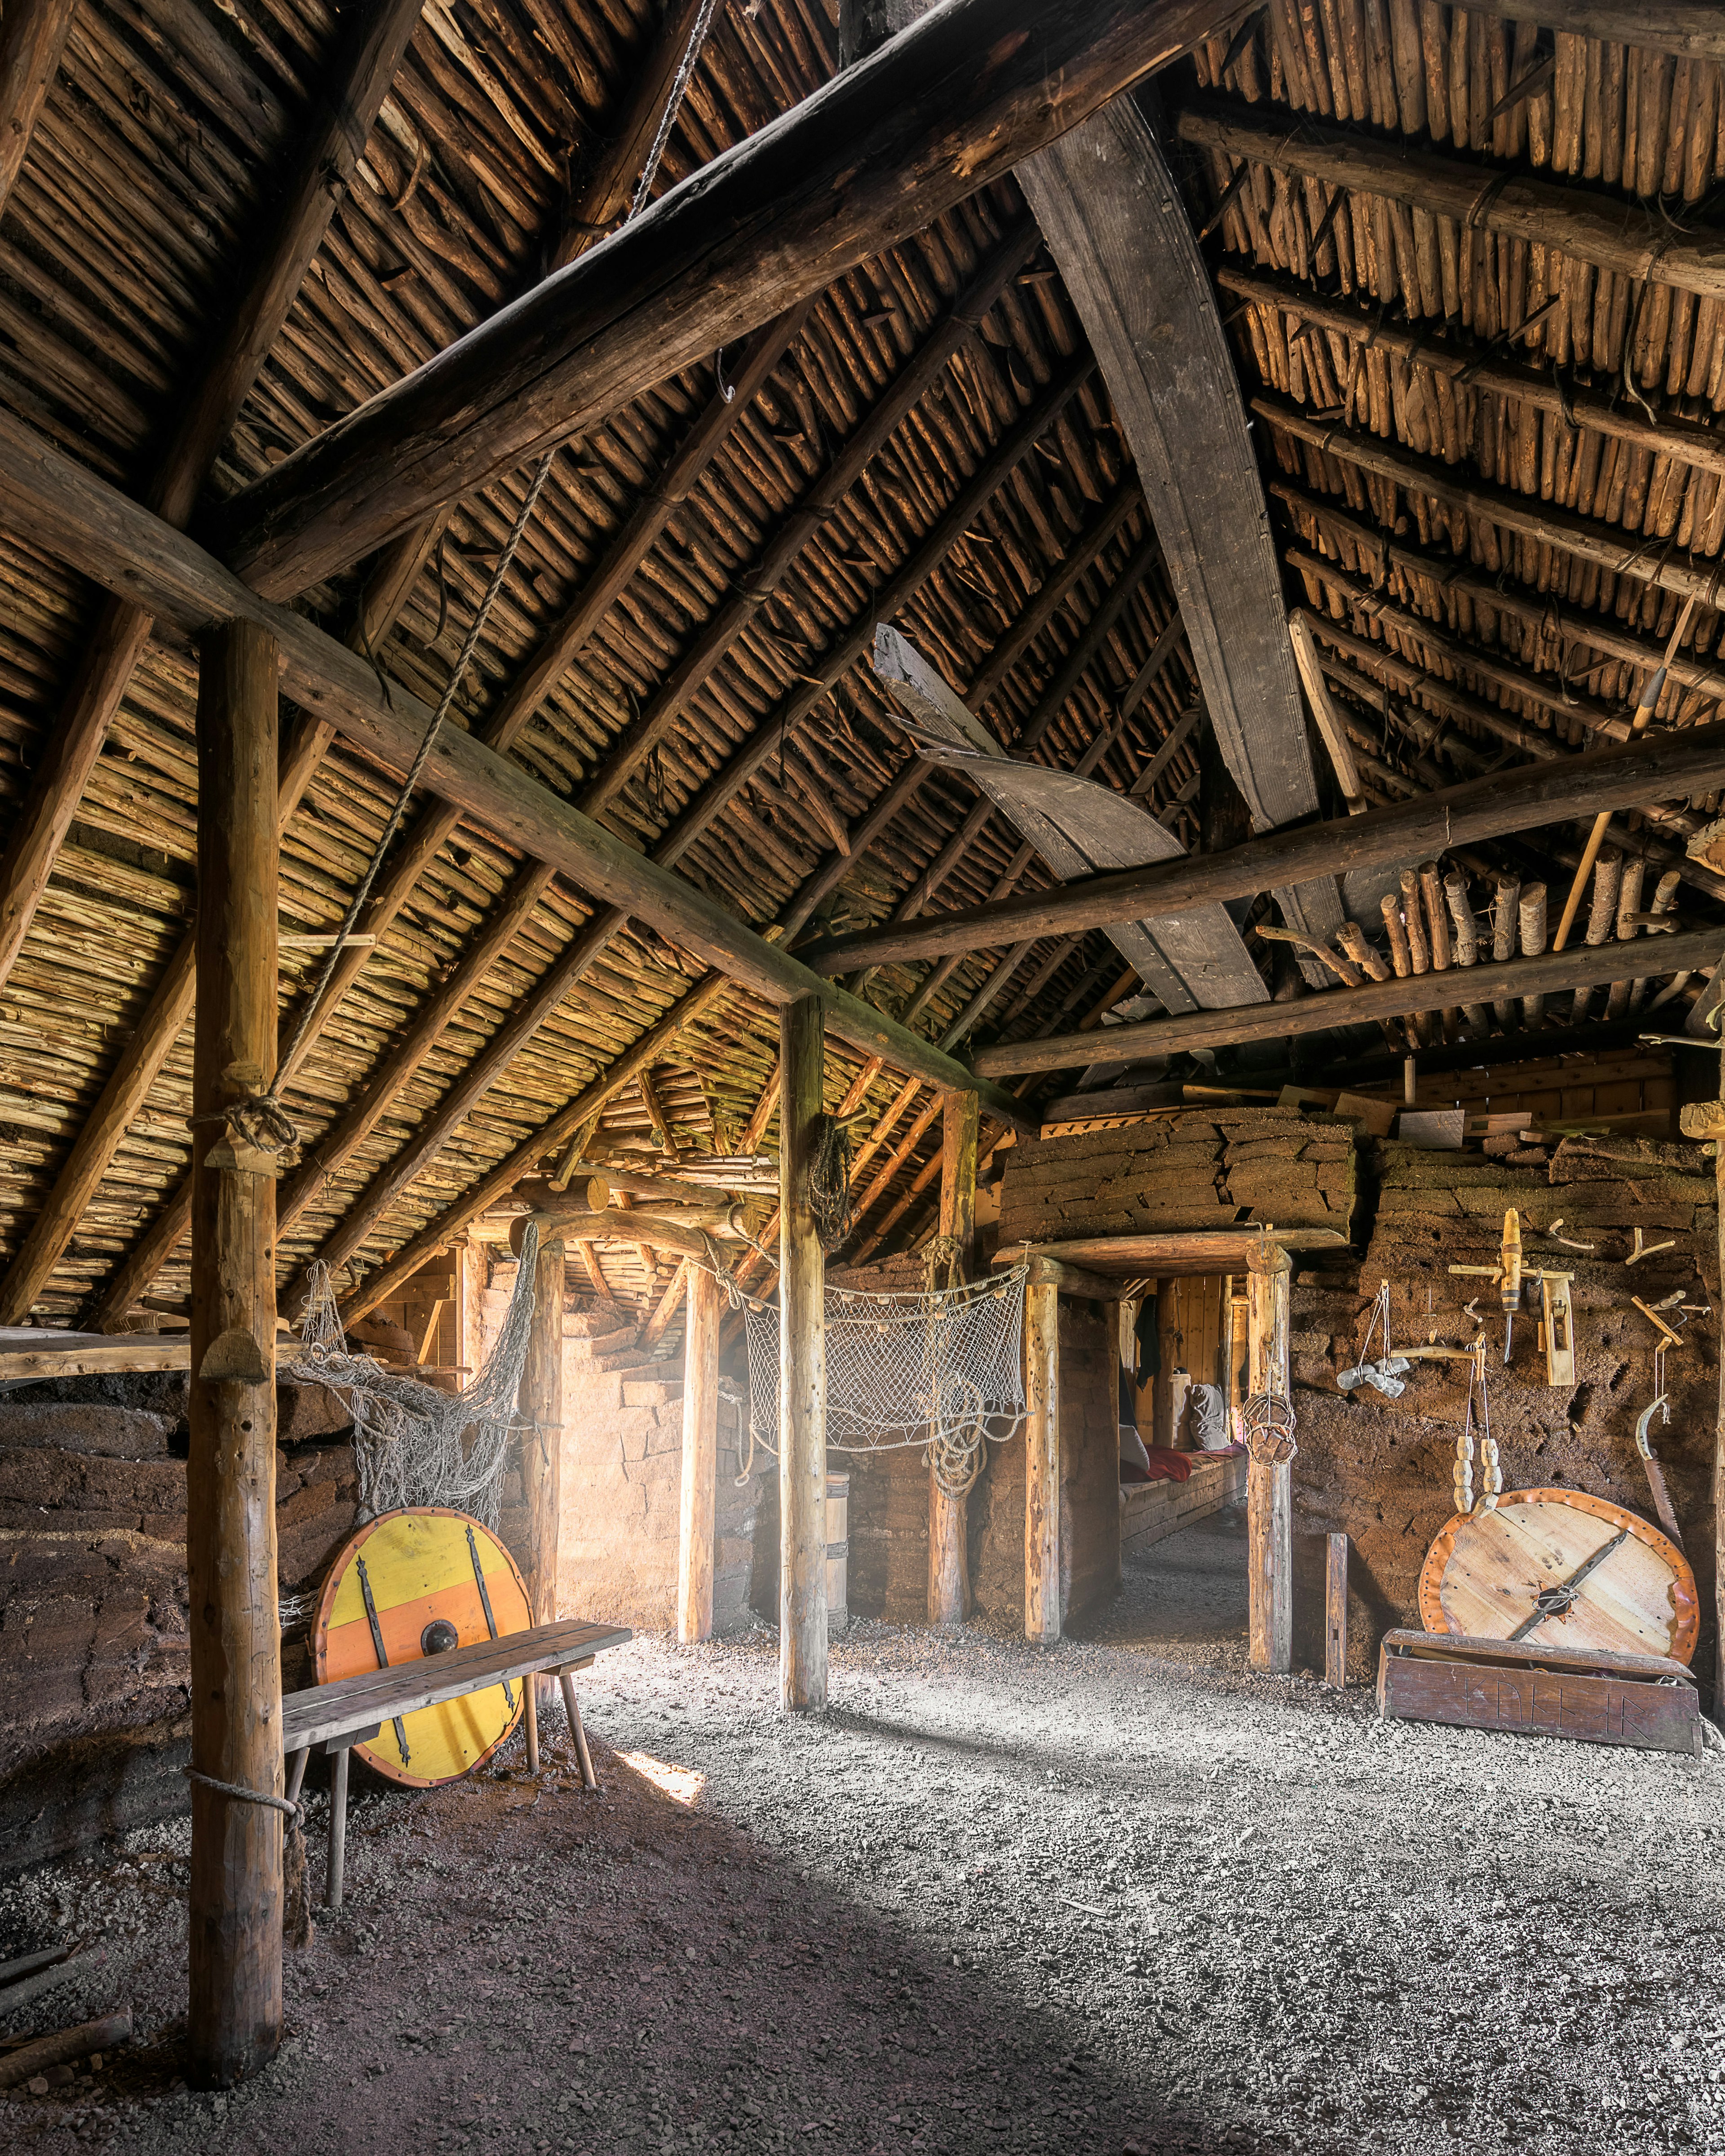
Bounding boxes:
929 1090 978 1624
520 1228 566 1715
1246 1246 1294 1674
677 1260 721 1643
187 619 283 2087
1024 1273 1060 1644
779 995 827 1709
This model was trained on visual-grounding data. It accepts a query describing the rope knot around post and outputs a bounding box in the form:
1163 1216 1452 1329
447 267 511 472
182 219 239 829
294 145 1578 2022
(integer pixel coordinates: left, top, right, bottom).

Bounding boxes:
185 1768 314 1951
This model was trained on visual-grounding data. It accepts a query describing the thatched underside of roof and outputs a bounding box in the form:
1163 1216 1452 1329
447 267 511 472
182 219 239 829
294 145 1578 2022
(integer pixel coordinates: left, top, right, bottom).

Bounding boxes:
0 0 1719 1334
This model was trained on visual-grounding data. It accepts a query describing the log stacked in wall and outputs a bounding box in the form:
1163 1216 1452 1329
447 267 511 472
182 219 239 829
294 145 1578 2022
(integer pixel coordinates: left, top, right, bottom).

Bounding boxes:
998 1107 1355 1246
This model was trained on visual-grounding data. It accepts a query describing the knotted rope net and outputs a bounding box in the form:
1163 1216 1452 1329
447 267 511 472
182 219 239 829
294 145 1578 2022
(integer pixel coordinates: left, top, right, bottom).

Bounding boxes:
286 1222 543 1529
742 1255 1027 1496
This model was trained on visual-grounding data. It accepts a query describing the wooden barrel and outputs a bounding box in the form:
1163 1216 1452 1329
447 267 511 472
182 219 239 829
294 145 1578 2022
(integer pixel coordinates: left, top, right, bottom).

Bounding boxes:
826 1473 849 1632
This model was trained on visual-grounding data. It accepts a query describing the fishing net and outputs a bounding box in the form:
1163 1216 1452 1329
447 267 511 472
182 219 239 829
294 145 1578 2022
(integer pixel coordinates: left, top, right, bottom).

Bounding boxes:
286 1222 543 1530
742 1252 1027 1498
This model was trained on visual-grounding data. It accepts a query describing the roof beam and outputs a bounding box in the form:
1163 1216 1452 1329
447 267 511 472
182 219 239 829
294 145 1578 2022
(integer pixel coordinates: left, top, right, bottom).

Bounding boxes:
1180 96 1725 302
972 924 1725 1075
0 410 1031 1133
1440 2 1725 68
798 720 1725 971
1257 391 1725 614
1016 94 1344 962
0 0 74 221
0 0 427 998
1221 263 1725 488
203 0 1239 598
334 971 735 1325
574 217 1041 816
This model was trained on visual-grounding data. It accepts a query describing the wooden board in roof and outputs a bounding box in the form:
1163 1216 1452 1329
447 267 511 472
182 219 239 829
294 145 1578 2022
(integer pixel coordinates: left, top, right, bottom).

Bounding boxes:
1417 1489 1698 1666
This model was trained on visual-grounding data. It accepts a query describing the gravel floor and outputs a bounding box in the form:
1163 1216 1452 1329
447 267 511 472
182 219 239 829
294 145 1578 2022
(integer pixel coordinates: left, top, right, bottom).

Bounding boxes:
3 1508 1722 2156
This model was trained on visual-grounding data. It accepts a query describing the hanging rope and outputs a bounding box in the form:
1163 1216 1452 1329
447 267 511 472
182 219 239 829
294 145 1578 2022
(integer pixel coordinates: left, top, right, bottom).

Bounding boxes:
805 1114 854 1251
1239 1391 1297 1465
186 1767 313 1948
629 0 721 217
257 451 558 1158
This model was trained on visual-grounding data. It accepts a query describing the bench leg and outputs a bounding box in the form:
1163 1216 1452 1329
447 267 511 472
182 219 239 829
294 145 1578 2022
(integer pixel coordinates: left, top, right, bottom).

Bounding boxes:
560 1670 596 1791
523 1671 540 1775
327 1747 349 1913
285 1746 309 1804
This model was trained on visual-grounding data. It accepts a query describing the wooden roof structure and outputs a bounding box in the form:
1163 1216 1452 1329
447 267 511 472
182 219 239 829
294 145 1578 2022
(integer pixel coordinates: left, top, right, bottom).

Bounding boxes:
0 0 1720 1330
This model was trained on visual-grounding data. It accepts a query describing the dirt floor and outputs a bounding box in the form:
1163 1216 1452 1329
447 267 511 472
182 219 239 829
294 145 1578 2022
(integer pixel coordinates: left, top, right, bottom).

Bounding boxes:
3 1507 1723 2156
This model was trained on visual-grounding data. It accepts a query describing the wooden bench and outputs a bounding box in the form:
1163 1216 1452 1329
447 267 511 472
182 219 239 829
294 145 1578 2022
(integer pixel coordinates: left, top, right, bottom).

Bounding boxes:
282 1616 631 1909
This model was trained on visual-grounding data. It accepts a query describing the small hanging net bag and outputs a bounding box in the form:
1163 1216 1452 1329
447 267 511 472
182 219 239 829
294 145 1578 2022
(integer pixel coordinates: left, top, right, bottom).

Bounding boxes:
743 1244 1028 1497
286 1221 543 1530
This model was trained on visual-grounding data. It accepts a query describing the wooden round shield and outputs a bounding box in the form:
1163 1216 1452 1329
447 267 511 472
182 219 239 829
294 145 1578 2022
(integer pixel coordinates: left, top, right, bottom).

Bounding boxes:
1419 1488 1698 1665
313 1507 531 1787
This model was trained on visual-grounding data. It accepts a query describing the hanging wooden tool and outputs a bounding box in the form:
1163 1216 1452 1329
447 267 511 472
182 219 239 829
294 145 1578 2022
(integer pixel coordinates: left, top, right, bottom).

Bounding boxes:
314 1508 531 1786
1633 1395 1685 1548
1450 1209 1575 1370
1538 1273 1576 1386
1418 1489 1698 1663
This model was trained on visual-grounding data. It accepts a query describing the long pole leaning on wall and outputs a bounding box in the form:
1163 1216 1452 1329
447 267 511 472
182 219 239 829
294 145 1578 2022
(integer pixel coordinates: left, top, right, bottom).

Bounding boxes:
677 1260 722 1643
1246 1246 1294 1674
929 1090 978 1625
186 620 283 2086
779 995 827 1709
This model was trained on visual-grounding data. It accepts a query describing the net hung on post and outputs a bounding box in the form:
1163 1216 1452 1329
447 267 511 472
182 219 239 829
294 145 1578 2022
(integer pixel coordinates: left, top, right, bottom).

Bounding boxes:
287 1221 543 1531
743 1264 1028 1498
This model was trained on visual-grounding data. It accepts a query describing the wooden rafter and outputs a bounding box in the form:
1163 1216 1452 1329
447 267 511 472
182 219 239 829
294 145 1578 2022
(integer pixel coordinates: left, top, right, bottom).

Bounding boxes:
0 0 428 1001
802 722 1725 972
1181 97 1725 304
0 0 75 224
973 925 1725 1076
205 0 1232 597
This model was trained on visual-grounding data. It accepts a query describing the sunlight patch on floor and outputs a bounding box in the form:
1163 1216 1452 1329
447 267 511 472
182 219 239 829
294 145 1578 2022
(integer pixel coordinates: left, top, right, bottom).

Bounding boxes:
619 1752 706 1805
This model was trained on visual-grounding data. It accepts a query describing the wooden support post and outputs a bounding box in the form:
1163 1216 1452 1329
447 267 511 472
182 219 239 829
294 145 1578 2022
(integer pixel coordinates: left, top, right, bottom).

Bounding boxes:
778 996 827 1711
1246 1249 1293 1677
1714 1061 1725 1715
186 620 282 2087
677 1261 721 1644
1024 1276 1061 1645
518 1233 565 1720
929 1091 979 1627
1325 1532 1348 1688
326 1749 348 1912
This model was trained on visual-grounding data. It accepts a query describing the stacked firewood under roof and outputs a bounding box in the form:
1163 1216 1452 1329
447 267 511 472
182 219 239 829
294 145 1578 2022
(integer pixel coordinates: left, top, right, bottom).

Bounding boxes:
0 0 1717 1329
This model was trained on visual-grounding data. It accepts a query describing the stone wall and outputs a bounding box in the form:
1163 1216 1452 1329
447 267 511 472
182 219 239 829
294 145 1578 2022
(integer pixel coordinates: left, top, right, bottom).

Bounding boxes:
554 1345 763 1637
0 1373 358 1874
1287 1132 1719 1682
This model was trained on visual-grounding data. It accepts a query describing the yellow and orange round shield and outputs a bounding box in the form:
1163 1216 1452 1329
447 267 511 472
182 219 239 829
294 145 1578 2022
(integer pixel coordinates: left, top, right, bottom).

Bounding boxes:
313 1507 531 1786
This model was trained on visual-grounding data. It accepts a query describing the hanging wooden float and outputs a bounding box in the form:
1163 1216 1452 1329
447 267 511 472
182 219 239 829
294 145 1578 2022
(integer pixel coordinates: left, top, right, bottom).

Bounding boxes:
1418 1488 1698 1666
313 1508 531 1787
